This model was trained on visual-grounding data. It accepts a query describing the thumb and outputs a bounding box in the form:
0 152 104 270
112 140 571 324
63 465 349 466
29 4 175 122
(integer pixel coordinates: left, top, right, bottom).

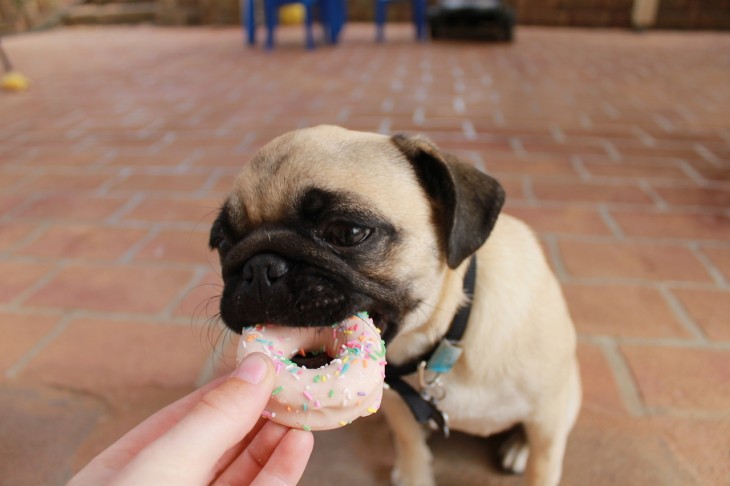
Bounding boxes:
112 353 275 485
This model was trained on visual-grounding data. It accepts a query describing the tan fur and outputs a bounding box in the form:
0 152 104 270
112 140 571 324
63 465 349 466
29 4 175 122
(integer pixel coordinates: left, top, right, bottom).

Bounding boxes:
227 125 581 486
383 214 581 486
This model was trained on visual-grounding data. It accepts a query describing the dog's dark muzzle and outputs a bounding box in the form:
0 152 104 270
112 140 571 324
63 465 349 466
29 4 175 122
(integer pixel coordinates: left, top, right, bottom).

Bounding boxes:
219 229 371 332
217 227 410 339
240 253 290 299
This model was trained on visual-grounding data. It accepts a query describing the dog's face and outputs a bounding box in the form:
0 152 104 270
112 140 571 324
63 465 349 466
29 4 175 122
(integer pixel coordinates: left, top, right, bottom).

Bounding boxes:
210 126 504 343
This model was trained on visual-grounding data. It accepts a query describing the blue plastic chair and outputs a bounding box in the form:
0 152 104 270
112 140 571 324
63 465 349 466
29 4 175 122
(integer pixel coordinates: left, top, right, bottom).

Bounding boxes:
242 0 345 49
322 0 347 43
375 0 427 42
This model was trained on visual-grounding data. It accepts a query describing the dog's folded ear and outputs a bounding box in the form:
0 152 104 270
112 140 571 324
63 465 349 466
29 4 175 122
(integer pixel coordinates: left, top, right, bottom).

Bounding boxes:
392 134 506 269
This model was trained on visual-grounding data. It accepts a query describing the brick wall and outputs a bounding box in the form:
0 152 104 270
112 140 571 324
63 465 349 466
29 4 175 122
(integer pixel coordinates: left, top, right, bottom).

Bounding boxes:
0 0 75 33
655 0 730 29
2 0 729 33
213 0 730 30
510 0 634 27
514 0 730 29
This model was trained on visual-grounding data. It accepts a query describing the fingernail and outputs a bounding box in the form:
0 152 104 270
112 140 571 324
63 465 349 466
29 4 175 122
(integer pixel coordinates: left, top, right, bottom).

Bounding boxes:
232 353 268 385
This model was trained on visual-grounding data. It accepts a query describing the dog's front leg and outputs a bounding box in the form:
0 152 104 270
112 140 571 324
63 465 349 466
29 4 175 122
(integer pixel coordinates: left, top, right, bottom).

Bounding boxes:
524 363 582 486
381 388 435 486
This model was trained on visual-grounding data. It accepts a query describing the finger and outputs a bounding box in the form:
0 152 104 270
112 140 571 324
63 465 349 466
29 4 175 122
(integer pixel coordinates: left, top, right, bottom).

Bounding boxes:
112 353 275 484
209 417 268 481
69 375 228 485
251 429 314 486
213 420 290 486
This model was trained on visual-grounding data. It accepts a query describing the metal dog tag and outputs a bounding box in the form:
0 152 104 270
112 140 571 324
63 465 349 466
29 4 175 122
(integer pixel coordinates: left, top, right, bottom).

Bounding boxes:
425 339 463 374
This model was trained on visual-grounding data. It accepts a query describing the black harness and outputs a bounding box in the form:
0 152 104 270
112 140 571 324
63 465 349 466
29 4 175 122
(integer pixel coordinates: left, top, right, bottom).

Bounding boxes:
384 257 477 436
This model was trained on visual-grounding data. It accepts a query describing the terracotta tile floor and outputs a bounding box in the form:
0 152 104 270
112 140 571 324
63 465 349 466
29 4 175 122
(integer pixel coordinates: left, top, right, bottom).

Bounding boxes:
1 23 729 485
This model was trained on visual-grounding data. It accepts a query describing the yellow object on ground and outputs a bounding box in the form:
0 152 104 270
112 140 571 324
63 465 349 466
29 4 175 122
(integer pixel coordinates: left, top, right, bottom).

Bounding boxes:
1 71 30 91
280 4 305 25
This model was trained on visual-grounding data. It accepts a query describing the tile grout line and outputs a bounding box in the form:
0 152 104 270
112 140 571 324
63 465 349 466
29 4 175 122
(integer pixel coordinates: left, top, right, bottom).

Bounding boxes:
657 285 709 342
544 235 570 282
597 205 625 240
675 159 709 187
0 302 210 326
578 334 730 351
195 336 231 388
5 315 73 380
637 180 669 210
106 193 145 224
160 265 212 320
527 232 730 247
630 126 656 147
601 140 622 161
378 117 392 135
117 225 163 265
687 243 729 289
509 137 526 158
8 264 67 310
1 221 53 256
195 167 226 197
694 143 723 168
570 155 592 181
521 177 538 204
598 338 647 417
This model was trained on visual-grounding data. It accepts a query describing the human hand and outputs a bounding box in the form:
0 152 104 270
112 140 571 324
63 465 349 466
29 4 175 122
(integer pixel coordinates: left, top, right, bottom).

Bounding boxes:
70 353 314 485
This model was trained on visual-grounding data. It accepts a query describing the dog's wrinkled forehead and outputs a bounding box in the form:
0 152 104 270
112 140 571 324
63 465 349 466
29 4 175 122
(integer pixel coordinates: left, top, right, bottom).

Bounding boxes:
227 125 426 228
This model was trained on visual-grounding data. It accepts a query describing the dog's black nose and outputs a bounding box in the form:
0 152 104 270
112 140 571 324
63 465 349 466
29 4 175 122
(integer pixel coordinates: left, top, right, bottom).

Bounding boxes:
241 253 289 289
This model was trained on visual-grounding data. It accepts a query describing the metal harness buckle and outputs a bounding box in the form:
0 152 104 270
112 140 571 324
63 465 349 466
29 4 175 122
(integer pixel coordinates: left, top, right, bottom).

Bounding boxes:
417 361 450 437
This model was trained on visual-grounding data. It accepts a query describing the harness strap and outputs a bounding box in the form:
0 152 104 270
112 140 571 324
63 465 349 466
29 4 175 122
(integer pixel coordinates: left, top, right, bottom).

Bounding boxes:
384 257 477 435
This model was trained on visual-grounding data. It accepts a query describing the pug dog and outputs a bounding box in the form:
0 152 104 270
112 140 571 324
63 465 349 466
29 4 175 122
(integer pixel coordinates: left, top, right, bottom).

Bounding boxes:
210 125 581 486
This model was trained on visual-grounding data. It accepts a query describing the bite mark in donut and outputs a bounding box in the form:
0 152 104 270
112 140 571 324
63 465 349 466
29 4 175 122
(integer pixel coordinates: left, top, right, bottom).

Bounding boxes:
237 312 387 431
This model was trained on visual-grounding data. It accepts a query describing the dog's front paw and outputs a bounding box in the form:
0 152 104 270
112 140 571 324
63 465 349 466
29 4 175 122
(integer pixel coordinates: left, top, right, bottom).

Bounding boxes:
499 427 530 475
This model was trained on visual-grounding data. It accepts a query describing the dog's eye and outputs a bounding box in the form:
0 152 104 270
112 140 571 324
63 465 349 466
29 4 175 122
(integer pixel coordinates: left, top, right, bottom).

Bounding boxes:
210 234 231 255
324 223 372 247
216 238 231 253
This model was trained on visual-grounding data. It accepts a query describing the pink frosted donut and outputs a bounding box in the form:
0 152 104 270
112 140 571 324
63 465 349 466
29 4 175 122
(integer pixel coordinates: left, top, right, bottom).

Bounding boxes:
237 313 387 431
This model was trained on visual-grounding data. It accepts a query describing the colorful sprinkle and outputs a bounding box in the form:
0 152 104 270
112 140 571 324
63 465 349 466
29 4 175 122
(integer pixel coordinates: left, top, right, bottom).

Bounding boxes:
272 386 283 396
303 425 312 431
303 390 314 401
328 389 334 398
367 407 378 414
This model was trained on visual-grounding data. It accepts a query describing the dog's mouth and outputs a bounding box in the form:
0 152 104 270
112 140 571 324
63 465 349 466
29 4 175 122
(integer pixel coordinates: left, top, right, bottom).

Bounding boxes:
268 310 389 369
291 350 333 369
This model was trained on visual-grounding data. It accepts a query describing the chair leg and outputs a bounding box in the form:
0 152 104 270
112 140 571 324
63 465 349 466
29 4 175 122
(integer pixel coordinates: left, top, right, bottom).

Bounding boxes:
321 0 334 44
375 0 386 42
413 0 427 41
333 0 346 42
304 3 315 49
243 0 256 45
264 0 277 49
326 0 344 44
